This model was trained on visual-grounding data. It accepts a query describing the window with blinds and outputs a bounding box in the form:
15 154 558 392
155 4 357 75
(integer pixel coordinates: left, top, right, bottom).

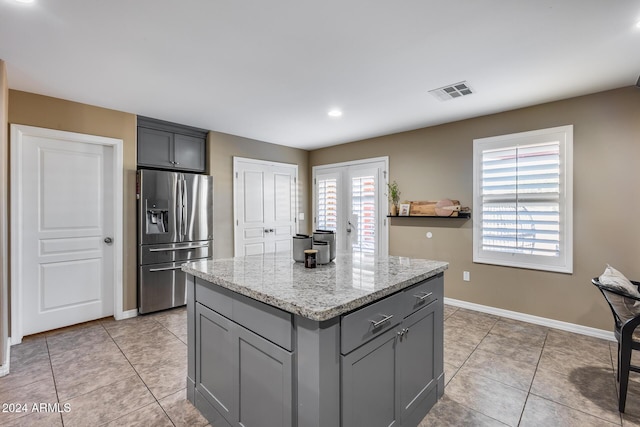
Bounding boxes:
351 175 376 252
317 177 338 231
473 126 573 273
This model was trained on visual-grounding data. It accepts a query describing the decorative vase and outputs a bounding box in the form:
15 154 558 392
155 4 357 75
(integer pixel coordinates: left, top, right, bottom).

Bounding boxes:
390 204 398 216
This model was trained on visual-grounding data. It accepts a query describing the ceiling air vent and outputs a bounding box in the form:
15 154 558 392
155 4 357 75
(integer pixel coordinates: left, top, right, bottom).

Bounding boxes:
429 81 474 101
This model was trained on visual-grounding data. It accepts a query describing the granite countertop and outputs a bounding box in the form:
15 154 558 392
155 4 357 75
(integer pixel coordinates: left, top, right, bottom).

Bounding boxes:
182 252 448 321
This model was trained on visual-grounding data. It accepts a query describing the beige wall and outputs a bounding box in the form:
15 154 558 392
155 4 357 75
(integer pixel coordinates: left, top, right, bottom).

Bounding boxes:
208 131 310 259
5 86 637 332
310 86 640 330
6 91 311 317
0 61 8 367
8 90 138 311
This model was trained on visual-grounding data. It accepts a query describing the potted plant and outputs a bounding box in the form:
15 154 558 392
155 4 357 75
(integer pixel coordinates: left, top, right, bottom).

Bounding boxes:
387 181 401 216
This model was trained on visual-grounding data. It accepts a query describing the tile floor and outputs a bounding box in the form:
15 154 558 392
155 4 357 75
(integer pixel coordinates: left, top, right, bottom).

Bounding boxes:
0 304 638 426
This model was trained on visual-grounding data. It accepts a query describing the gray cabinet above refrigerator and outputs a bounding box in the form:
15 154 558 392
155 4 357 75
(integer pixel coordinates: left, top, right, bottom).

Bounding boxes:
137 116 207 173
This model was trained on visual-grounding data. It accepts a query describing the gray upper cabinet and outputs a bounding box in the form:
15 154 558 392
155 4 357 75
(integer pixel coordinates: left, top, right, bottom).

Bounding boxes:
137 116 207 173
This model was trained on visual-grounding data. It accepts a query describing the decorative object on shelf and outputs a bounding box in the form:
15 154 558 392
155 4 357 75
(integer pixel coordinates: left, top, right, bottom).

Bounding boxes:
387 211 471 219
399 203 411 216
387 181 401 216
409 199 462 217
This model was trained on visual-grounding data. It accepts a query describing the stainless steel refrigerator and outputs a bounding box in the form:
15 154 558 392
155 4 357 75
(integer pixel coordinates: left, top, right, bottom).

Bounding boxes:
137 170 213 314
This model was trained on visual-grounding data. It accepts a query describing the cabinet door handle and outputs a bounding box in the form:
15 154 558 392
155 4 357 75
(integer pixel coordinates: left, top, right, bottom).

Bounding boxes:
370 314 393 328
414 292 433 301
397 328 409 337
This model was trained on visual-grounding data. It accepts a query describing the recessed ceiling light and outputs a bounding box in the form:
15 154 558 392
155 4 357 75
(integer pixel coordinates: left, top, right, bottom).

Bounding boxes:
636 20 640 28
328 110 342 117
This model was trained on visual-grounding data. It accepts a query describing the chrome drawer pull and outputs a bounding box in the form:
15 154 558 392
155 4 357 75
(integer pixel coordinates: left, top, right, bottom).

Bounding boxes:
149 244 209 252
414 292 433 301
149 266 183 272
370 314 393 328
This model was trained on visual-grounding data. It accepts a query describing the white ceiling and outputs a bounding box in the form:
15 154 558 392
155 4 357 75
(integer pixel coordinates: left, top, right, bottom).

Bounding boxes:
1 0 639 150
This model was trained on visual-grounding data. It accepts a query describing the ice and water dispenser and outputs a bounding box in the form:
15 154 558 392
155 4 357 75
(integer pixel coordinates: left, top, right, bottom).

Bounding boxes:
145 200 169 235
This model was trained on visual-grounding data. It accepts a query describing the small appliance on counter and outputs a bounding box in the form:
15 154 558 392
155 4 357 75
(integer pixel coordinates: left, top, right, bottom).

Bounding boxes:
293 230 336 265
293 234 312 262
312 241 330 265
312 230 336 261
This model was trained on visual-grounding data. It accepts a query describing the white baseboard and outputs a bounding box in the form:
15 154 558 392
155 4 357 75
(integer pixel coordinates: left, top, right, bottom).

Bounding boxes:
0 337 11 377
444 297 616 342
114 309 138 321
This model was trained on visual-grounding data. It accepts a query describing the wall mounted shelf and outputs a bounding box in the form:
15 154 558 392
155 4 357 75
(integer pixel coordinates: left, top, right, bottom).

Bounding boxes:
387 212 471 219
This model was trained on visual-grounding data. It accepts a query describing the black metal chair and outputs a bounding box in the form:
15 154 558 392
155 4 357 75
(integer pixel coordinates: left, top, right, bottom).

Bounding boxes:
592 277 640 412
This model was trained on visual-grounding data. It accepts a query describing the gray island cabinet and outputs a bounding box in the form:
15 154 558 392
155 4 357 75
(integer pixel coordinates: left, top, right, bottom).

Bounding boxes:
182 253 448 427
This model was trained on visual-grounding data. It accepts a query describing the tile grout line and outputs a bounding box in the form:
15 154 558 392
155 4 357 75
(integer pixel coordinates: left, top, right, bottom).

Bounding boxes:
44 334 65 427
100 317 179 427
515 329 549 426
519 330 624 426
442 314 504 423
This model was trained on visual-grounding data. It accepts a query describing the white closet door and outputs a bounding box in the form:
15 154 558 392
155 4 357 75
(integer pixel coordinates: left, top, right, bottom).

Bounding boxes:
234 158 298 257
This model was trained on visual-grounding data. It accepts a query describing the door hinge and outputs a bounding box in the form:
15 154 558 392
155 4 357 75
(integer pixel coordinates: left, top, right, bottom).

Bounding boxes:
294 177 297 184
236 219 239 226
235 172 238 178
314 178 316 185
383 170 387 179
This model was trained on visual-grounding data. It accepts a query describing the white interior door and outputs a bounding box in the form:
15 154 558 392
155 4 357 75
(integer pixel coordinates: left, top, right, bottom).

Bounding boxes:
234 158 298 256
11 125 122 341
313 157 388 256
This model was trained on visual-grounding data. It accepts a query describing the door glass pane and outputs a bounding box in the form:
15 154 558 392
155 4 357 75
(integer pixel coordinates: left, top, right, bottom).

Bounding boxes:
317 178 338 231
351 174 376 253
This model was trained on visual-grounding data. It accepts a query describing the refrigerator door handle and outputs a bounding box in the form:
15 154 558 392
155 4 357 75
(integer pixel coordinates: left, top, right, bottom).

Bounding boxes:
181 178 188 236
148 244 209 252
174 175 181 242
148 266 184 272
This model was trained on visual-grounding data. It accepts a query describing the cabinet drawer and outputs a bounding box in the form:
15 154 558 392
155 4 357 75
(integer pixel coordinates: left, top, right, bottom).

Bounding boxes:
195 278 293 351
401 274 442 318
232 292 293 352
341 292 402 355
195 279 233 319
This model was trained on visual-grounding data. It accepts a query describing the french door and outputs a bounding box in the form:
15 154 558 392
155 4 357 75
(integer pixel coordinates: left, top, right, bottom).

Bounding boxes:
313 157 389 256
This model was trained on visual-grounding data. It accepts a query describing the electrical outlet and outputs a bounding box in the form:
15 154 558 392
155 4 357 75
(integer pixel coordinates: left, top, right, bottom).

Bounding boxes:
463 271 470 281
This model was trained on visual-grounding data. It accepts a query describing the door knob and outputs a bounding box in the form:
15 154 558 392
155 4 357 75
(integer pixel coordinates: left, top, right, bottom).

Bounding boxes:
104 237 113 244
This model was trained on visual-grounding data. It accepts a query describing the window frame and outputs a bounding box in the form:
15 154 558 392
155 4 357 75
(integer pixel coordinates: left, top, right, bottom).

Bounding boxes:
472 125 574 273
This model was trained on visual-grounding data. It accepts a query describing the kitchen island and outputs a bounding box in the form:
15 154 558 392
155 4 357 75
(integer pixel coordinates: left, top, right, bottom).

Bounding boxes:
182 252 448 427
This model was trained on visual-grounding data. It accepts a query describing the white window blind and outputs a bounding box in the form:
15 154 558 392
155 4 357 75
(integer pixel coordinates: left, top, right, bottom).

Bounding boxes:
317 177 337 231
351 175 376 252
473 126 573 273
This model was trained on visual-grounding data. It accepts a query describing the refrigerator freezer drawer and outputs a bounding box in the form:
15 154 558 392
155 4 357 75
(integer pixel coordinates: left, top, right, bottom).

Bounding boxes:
139 262 188 314
139 241 212 265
